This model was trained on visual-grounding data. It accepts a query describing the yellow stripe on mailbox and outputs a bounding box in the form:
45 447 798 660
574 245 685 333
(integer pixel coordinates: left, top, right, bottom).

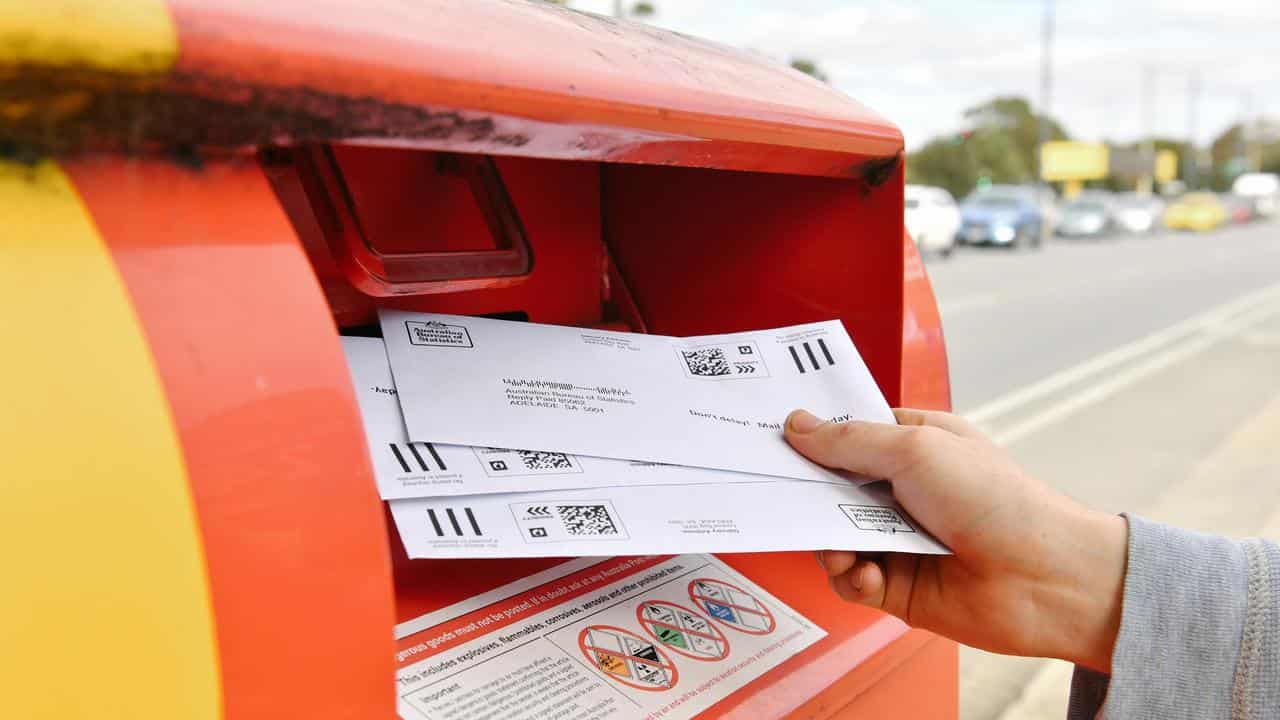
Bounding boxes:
0 0 177 72
0 161 222 720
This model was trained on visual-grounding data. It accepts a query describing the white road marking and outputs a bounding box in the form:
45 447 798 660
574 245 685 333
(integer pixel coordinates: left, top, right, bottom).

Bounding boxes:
965 282 1280 425
985 299 1280 447
939 293 1003 316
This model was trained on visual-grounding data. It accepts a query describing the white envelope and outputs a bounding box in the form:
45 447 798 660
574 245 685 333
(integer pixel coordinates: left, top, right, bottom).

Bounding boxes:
341 336 847 499
378 311 893 483
387 478 948 559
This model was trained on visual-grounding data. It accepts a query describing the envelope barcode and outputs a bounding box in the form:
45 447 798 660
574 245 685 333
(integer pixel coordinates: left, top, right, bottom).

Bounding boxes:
517 450 574 471
427 507 483 537
559 504 619 536
787 339 835 374
388 442 447 473
682 348 731 377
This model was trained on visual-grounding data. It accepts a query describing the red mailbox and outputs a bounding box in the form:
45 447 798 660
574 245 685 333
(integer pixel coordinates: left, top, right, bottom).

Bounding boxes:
2 1 952 718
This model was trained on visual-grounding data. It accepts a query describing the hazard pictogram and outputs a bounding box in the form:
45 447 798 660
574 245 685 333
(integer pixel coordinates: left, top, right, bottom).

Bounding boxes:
578 625 679 691
636 600 730 661
687 578 776 635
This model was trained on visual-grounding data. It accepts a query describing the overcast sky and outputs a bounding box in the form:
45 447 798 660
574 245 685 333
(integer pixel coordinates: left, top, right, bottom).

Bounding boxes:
570 0 1279 150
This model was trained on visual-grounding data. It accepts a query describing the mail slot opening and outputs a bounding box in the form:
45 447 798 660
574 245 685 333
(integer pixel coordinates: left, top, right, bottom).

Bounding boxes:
272 147 907 395
262 144 532 297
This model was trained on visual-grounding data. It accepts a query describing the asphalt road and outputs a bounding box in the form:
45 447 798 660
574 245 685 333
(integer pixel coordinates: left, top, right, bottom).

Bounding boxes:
929 222 1280 412
918 220 1280 720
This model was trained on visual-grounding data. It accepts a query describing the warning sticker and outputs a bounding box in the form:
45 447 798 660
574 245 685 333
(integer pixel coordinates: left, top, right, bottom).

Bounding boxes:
394 555 825 720
688 578 777 635
579 625 679 691
637 600 730 661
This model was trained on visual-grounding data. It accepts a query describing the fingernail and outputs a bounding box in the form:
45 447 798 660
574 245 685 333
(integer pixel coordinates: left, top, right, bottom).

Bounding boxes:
788 409 824 434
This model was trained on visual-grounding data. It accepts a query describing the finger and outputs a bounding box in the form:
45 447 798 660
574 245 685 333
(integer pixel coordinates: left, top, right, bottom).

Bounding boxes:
829 559 886 607
818 549 857 577
785 409 933 480
892 408 990 442
878 553 921 621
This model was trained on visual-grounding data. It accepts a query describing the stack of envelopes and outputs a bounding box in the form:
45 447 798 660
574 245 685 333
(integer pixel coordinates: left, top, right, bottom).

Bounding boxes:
341 310 947 558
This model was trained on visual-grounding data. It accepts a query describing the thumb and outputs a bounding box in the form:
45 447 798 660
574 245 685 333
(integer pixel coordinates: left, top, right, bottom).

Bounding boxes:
785 409 923 482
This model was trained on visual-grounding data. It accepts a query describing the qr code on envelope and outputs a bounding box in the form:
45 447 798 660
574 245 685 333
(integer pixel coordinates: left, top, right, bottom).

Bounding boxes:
558 505 620 536
677 341 769 380
474 447 584 477
682 348 731 377
510 499 629 544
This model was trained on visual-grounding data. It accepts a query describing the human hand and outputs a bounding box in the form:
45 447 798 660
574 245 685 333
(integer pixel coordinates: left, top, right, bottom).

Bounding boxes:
785 408 1127 672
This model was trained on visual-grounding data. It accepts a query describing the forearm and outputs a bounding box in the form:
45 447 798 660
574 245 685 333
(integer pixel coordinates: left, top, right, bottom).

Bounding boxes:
1035 504 1128 673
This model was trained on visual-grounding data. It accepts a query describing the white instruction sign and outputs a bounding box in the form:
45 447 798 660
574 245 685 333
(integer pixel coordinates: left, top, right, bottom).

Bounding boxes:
394 555 825 720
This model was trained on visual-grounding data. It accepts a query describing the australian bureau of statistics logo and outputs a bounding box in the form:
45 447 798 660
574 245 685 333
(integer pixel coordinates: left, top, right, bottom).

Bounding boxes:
405 320 473 348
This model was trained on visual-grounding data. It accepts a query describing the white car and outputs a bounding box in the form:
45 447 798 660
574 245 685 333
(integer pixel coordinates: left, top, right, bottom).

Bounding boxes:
905 184 961 257
1232 173 1280 219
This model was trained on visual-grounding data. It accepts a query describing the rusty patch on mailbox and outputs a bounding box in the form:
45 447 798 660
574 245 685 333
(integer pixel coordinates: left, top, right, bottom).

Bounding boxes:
0 65 530 164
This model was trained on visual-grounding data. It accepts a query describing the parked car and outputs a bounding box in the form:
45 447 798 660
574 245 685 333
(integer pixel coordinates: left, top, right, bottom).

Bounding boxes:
905 184 961 257
1055 195 1117 239
1113 192 1166 234
1231 172 1279 219
958 185 1045 249
1164 192 1228 231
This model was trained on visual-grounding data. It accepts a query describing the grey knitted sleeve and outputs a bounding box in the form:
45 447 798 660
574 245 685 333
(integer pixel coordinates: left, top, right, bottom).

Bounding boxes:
1066 514 1280 720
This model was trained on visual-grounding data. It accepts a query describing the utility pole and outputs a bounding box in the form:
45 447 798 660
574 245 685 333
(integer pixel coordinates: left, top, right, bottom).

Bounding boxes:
613 0 623 18
1036 0 1054 187
1187 70 1200 189
1239 91 1255 173
1140 66 1156 193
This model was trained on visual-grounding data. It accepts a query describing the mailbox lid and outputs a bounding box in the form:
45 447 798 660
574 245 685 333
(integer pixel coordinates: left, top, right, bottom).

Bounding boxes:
8 0 901 178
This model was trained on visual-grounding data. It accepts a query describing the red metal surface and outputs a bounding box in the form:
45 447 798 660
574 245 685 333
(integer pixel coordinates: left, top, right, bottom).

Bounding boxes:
900 230 952 410
165 0 901 177
67 157 397 720
601 161 907 404
787 630 958 719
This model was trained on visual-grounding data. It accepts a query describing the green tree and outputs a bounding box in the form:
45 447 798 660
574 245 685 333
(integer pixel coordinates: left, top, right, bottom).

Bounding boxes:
906 96 1069 197
788 58 828 83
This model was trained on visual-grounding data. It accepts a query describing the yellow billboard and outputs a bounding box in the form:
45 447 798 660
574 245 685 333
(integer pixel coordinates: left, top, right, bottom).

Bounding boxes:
1040 141 1109 181
1154 150 1178 183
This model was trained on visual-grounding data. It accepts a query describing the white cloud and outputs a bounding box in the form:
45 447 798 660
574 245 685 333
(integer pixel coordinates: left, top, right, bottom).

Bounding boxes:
566 0 1278 149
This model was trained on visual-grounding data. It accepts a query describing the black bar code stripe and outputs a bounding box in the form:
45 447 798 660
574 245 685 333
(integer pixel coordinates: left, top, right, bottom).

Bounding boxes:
406 442 430 472
803 341 821 371
424 442 447 471
788 345 805 373
464 508 482 536
445 508 464 536
389 444 412 473
427 508 444 536
817 338 835 366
